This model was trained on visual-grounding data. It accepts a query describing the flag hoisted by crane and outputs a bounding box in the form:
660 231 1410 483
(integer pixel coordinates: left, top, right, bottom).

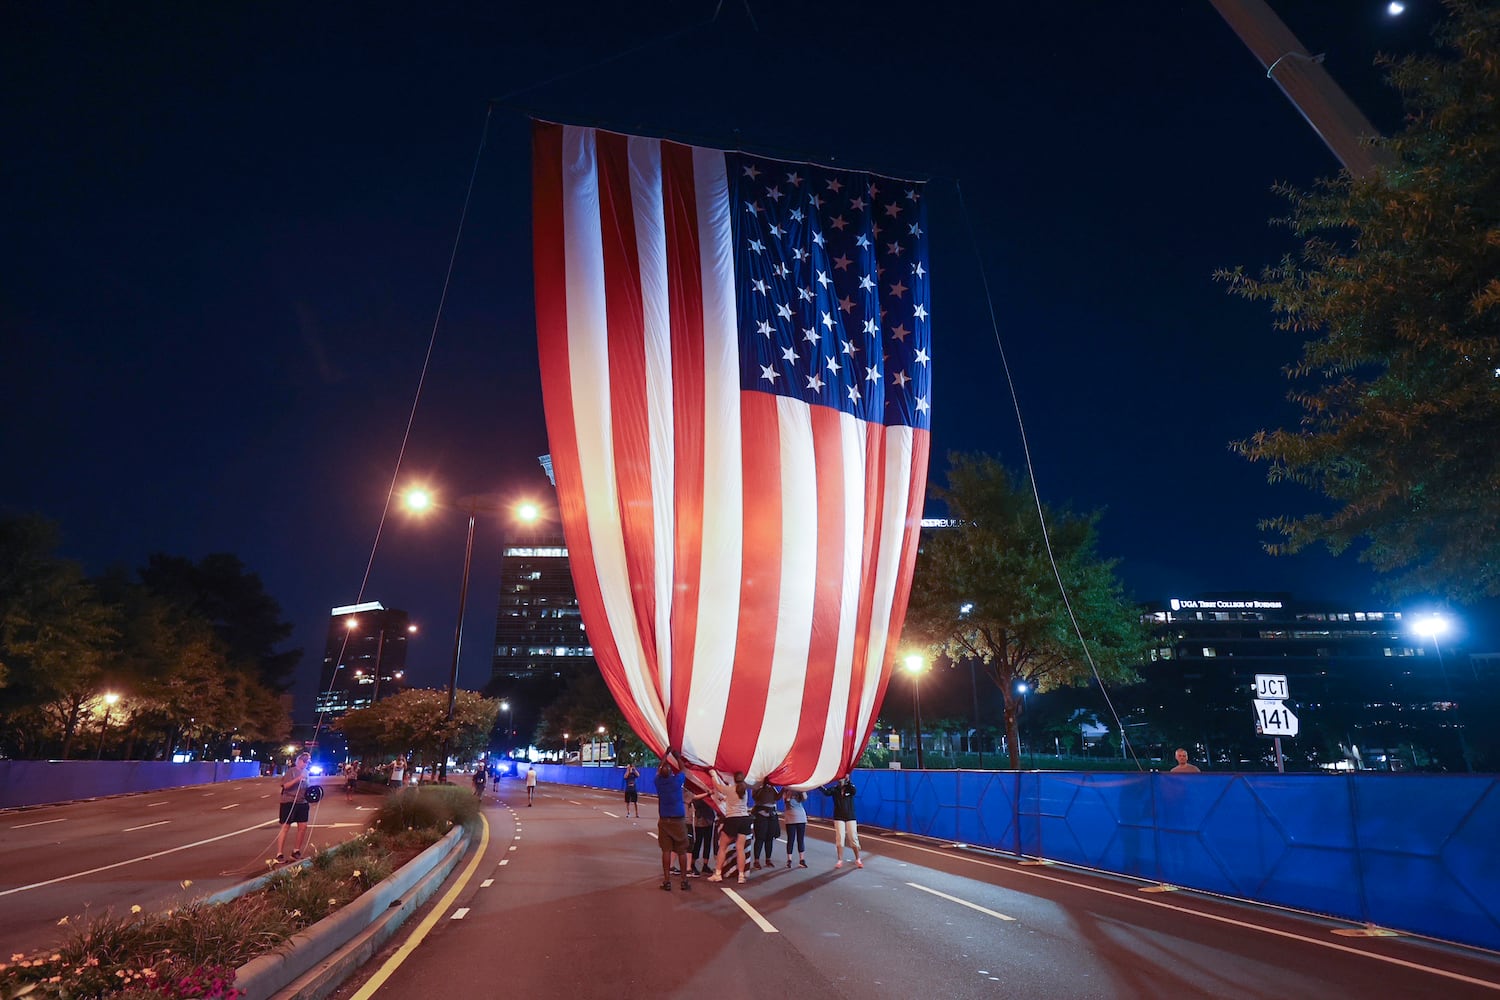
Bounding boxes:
532 121 931 787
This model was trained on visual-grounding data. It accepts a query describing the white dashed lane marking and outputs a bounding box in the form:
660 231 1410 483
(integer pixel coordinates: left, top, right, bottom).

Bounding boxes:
10 818 66 829
906 882 1015 921
481 879 494 887
123 821 171 832
451 908 469 920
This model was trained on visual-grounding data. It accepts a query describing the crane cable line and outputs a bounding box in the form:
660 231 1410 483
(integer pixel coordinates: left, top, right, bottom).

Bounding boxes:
955 180 1145 772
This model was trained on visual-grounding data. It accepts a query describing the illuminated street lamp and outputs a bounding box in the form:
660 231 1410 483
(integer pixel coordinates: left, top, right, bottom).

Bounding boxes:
96 692 120 760
597 725 608 766
1016 682 1029 767
372 623 417 704
903 654 927 770
500 700 512 751
1413 614 1471 773
404 487 540 783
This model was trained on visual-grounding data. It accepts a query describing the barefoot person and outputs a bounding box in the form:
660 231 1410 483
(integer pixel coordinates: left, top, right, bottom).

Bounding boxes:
274 752 314 863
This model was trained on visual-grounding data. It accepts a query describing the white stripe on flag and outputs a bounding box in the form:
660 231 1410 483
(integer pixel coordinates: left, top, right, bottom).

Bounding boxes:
629 134 675 751
683 146 740 768
561 125 660 745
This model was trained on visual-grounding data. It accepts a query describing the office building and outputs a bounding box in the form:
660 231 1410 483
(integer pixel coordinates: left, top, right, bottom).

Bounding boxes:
1135 592 1467 770
316 602 412 717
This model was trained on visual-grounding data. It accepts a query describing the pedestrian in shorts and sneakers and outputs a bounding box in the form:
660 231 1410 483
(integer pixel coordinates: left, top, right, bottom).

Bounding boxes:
654 752 692 891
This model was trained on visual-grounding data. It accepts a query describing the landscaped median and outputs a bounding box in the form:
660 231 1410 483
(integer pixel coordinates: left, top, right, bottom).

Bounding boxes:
0 786 479 1000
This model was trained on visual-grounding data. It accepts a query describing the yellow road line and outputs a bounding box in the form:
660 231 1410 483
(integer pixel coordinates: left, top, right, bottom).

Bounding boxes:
348 814 491 1000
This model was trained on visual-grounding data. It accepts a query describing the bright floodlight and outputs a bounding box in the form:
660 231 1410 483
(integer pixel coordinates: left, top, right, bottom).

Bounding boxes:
1388 1 1405 15
408 624 418 633
1414 615 1449 638
404 487 434 512
345 617 359 629
597 725 607 734
516 501 540 523
104 692 120 706
903 654 925 675
1016 682 1029 694
500 700 510 711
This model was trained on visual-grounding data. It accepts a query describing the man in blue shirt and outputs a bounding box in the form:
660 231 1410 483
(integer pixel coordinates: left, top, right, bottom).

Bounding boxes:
655 750 692 891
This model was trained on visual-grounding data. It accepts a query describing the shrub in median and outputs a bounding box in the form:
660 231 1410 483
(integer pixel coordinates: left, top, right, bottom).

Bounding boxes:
0 817 442 999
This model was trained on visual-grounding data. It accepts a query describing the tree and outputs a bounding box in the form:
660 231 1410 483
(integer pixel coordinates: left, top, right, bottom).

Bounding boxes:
904 454 1148 769
138 553 302 690
334 688 501 773
534 669 651 765
1220 2 1500 602
0 516 118 757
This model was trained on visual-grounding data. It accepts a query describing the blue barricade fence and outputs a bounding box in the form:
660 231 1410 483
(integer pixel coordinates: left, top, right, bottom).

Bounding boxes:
0 760 262 809
519 762 1498 953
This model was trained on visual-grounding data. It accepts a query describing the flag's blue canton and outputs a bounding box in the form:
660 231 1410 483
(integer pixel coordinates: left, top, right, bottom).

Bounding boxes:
729 154 931 430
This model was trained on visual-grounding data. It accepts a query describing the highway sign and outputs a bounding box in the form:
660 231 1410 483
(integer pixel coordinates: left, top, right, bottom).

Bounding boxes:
1253 699 1299 737
1254 674 1289 700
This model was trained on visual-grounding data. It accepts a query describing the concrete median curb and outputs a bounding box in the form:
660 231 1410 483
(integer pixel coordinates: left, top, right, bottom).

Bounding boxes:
234 824 470 1000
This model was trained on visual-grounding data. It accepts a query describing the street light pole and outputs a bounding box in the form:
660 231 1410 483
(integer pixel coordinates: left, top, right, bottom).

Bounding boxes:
1017 683 1029 769
438 504 479 784
903 654 926 770
96 692 120 760
1415 615 1472 773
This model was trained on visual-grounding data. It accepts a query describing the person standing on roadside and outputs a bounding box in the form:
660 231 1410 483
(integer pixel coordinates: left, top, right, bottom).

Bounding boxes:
750 778 781 870
820 774 863 869
389 757 405 790
654 752 693 892
274 752 314 863
526 764 538 805
1170 748 1202 773
623 763 641 818
709 770 751 884
689 784 717 875
782 788 809 868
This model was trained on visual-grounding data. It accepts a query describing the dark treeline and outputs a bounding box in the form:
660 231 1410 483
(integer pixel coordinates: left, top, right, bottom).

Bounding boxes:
0 514 297 761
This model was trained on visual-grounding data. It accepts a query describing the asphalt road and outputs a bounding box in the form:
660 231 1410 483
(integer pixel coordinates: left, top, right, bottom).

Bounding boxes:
330 775 1500 1000
0 774 372 956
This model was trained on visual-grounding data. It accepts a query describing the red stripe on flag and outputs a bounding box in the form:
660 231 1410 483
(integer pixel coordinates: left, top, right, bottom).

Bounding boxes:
776 405 847 785
532 123 649 743
595 131 659 676
858 428 932 760
661 140 705 753
718 390 782 769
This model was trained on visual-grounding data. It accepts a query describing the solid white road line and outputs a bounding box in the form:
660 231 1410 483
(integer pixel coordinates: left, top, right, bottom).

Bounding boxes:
123 821 171 832
10 818 66 829
0 820 277 897
907 881 1016 921
722 887 778 933
879 837 1500 991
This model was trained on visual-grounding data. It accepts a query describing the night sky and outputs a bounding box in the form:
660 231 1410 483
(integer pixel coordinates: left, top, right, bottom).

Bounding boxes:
4 1 1481 722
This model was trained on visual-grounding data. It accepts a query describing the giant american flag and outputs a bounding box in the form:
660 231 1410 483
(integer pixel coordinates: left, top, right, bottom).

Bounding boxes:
533 121 931 787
